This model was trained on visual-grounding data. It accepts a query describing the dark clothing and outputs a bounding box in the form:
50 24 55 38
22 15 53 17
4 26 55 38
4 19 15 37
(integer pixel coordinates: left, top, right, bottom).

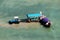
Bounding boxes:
41 17 49 23
39 17 49 25
39 17 51 28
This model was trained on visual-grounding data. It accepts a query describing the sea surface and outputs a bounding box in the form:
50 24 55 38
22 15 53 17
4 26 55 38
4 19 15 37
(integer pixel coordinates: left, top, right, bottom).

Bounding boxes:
0 0 60 40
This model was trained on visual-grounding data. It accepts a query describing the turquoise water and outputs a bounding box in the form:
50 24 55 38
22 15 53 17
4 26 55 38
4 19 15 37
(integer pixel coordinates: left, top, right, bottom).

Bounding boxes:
0 0 60 40
0 27 57 40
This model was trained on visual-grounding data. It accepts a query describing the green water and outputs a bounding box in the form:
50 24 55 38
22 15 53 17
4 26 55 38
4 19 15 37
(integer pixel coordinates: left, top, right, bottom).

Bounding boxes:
0 0 60 40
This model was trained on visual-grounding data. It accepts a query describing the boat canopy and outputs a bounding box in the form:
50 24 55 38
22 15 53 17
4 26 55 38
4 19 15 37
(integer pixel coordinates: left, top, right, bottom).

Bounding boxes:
27 13 42 18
